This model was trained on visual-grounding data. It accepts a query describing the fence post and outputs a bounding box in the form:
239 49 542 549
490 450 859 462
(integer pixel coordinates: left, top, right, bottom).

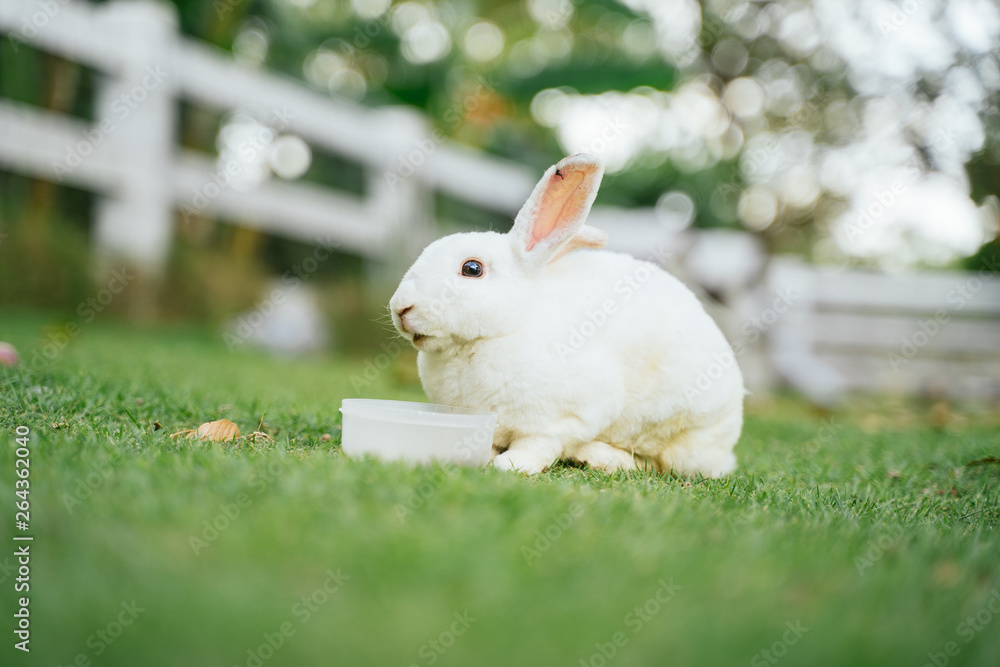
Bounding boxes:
365 107 435 291
92 0 177 277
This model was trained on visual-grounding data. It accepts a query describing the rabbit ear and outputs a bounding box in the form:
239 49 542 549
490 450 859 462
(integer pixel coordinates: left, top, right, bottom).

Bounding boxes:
548 225 607 264
510 153 604 268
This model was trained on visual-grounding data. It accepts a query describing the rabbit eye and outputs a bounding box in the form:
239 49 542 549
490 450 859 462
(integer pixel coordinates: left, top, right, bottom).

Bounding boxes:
461 259 484 278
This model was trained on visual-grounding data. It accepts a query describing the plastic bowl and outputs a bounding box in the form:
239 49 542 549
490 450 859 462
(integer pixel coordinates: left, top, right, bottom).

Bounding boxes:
339 399 496 467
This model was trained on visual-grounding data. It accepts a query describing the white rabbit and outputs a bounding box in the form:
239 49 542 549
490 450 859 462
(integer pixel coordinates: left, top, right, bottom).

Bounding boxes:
389 153 744 476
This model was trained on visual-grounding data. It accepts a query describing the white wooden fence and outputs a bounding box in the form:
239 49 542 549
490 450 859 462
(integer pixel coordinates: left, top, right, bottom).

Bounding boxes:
765 258 1000 403
0 0 541 275
0 0 731 275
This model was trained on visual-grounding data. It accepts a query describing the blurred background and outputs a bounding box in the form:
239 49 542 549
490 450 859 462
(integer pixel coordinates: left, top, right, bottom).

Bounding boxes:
1 0 999 402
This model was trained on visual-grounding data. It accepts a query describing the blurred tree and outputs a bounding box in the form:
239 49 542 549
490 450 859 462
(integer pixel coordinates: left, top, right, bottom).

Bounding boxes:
161 0 998 270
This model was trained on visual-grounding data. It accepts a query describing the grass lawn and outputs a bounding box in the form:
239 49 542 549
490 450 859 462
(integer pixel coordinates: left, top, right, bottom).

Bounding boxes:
1 310 999 667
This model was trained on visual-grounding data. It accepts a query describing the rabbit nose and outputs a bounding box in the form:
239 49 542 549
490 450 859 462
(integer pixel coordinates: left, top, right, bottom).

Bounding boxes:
396 305 414 318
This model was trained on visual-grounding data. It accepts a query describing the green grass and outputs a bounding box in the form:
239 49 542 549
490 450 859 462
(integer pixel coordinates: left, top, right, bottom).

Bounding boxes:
1 310 999 667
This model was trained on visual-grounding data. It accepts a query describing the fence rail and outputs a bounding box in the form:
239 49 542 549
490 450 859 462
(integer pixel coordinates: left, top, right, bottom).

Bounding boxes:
765 258 1000 403
0 0 541 273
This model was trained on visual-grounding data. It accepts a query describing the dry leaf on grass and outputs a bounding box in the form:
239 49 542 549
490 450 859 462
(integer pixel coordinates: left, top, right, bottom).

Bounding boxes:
244 414 272 444
170 419 241 442
197 419 241 442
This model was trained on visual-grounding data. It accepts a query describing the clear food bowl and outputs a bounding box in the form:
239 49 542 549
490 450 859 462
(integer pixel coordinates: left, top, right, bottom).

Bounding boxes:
339 399 496 467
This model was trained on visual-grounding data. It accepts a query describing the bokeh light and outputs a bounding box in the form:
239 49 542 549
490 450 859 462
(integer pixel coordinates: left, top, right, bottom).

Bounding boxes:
462 21 505 63
269 135 312 180
401 19 451 64
222 0 1000 268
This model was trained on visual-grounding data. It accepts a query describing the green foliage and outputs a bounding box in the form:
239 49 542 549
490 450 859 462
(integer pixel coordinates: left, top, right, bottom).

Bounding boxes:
0 173 95 310
6 0 997 278
1 313 998 666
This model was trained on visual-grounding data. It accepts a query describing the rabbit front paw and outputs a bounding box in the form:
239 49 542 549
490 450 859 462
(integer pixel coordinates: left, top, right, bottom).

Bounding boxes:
492 449 553 475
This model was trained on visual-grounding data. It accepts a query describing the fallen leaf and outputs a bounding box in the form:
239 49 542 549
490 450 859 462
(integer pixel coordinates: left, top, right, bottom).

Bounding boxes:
170 419 241 442
152 421 163 431
320 433 332 442
196 419 241 442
